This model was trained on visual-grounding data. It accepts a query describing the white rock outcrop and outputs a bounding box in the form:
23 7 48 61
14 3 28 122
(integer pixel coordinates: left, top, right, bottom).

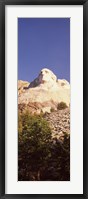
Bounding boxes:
18 68 70 112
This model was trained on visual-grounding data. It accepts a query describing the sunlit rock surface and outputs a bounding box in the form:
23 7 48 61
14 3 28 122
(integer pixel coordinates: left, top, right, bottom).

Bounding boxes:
18 68 70 113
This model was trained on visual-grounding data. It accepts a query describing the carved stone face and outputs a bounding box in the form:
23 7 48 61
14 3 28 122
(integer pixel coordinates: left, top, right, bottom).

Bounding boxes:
38 68 57 83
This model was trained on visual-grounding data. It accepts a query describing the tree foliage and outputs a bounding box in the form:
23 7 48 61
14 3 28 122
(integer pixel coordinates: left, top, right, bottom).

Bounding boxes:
18 111 70 181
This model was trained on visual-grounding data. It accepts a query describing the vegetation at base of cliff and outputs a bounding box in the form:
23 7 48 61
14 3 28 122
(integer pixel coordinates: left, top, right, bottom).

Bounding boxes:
57 102 68 110
18 111 70 181
50 107 55 112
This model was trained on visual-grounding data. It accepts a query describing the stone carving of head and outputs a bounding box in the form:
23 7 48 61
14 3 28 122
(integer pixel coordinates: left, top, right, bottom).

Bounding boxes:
38 68 57 83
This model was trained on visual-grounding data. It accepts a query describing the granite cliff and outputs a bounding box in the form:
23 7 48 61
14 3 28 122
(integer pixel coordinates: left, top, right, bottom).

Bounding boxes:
18 68 70 114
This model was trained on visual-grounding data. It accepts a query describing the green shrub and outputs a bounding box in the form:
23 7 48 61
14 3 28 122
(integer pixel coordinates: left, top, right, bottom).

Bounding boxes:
18 111 52 180
50 107 55 112
57 102 68 110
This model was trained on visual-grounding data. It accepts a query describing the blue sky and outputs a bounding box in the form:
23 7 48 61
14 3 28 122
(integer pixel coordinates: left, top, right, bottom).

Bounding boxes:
18 18 70 82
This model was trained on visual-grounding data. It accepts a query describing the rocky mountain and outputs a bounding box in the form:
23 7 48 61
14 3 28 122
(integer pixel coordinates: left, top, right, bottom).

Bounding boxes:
18 68 70 114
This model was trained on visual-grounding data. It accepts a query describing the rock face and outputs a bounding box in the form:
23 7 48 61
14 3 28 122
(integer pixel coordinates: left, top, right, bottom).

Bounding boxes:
18 80 30 95
18 68 70 113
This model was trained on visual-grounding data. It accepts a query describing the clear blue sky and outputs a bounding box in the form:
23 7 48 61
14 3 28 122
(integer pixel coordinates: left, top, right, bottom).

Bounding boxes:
18 18 70 82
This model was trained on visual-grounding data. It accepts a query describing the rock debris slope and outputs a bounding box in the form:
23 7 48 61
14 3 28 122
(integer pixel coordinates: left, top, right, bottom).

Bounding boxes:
43 108 70 141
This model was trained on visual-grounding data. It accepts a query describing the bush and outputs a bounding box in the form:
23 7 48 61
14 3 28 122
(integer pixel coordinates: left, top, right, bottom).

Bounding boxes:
18 111 52 180
50 107 55 112
42 133 70 181
57 102 68 110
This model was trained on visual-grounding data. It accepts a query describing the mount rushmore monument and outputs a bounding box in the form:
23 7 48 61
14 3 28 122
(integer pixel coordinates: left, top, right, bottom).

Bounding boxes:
18 68 70 114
